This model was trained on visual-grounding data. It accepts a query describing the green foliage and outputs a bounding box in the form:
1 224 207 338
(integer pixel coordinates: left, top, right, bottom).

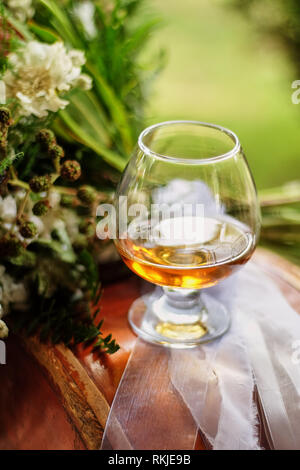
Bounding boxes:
0 151 23 175
229 0 300 74
0 0 162 354
6 220 119 354
0 3 10 74
229 0 300 263
11 282 120 354
32 0 163 172
9 246 36 267
259 182 300 264
77 249 99 297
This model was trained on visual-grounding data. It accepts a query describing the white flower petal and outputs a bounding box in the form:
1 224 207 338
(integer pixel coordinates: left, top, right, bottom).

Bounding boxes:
0 196 17 222
0 80 6 104
73 1 97 39
3 40 88 118
7 0 34 22
69 50 86 67
74 74 92 90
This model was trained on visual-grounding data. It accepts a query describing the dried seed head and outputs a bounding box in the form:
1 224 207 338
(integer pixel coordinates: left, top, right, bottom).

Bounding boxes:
77 185 97 205
32 199 50 216
36 128 56 148
48 144 64 160
73 234 88 252
60 194 73 208
0 107 12 127
79 219 95 237
29 175 51 193
0 233 23 257
60 160 81 182
20 221 38 238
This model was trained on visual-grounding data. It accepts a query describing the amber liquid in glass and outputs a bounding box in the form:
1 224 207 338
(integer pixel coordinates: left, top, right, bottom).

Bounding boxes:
116 216 254 289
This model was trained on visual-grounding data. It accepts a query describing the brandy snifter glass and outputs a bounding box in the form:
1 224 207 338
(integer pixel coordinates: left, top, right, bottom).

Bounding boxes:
114 121 260 348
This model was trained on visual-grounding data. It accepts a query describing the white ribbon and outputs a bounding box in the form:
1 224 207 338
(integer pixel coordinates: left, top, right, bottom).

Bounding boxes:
101 262 300 450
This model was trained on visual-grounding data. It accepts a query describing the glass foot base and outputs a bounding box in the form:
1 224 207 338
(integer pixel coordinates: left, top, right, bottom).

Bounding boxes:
128 290 231 348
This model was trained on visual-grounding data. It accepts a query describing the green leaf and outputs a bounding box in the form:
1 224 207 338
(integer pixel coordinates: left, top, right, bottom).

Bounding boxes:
0 152 23 176
28 21 60 43
78 249 99 297
9 247 36 267
63 90 111 147
2 7 33 41
122 18 162 55
85 63 134 154
59 109 126 171
30 238 76 264
39 0 83 48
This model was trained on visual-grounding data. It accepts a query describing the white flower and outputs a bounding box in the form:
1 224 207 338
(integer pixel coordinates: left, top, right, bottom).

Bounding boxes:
0 80 6 105
48 190 61 209
3 41 92 118
15 189 27 201
73 1 97 39
5 0 34 22
0 319 8 339
62 209 81 242
0 195 17 223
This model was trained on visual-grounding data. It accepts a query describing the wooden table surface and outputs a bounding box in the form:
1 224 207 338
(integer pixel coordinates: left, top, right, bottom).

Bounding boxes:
0 247 300 450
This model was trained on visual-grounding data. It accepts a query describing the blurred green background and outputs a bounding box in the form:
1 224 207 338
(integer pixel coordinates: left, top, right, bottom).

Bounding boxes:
143 0 300 190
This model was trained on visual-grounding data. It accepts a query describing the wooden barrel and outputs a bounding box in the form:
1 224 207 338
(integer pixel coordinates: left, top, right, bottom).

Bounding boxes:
0 247 299 450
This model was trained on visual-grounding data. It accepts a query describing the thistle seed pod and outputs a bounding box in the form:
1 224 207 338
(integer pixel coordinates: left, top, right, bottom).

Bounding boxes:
79 219 95 237
0 107 12 126
29 175 51 193
0 233 23 257
77 185 97 205
48 144 64 160
36 128 56 149
20 221 38 239
32 199 50 216
60 160 81 182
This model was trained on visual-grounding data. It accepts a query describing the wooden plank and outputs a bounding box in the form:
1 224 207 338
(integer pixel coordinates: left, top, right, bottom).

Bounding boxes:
22 337 110 450
0 334 86 450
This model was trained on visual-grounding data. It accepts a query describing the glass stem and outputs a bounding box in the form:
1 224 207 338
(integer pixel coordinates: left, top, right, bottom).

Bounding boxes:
162 287 201 309
152 287 204 324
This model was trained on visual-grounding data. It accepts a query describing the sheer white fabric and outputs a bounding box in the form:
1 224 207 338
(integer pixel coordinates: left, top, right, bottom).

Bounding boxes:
101 262 300 450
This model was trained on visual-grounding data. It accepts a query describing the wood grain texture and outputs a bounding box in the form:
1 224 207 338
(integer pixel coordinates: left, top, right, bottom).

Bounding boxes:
0 248 299 450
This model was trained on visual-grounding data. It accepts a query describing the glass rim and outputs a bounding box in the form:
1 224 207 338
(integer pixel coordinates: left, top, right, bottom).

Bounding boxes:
138 120 241 164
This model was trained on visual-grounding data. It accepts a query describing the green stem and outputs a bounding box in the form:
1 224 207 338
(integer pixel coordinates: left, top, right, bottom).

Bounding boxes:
259 184 300 207
54 186 77 195
17 189 30 220
8 179 29 190
8 177 77 198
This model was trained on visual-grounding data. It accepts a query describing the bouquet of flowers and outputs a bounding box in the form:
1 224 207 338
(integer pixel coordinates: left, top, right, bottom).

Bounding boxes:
0 0 162 351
